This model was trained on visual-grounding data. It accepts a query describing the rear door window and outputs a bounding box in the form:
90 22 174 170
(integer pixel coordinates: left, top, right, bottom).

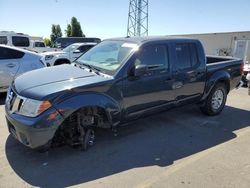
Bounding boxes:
189 43 199 67
0 47 25 60
12 36 30 47
175 43 198 70
0 36 7 44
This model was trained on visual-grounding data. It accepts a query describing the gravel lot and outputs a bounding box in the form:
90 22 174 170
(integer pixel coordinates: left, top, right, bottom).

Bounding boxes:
0 88 250 188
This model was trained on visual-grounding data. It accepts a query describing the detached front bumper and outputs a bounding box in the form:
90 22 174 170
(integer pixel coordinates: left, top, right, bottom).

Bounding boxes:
5 105 64 149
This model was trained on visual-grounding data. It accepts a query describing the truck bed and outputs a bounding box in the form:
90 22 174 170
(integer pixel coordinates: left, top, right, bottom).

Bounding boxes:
207 55 239 63
206 55 243 90
206 55 242 69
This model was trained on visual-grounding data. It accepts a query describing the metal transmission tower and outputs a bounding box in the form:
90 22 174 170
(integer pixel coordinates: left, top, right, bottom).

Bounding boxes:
127 0 148 37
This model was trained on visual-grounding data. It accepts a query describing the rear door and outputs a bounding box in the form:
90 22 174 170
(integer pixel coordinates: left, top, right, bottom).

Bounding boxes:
173 42 205 102
0 47 22 89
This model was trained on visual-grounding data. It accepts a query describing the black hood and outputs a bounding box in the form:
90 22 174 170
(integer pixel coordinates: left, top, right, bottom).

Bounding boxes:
14 65 112 100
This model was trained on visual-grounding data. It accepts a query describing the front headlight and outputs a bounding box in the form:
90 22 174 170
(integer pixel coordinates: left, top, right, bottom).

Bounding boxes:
45 55 54 61
18 99 52 117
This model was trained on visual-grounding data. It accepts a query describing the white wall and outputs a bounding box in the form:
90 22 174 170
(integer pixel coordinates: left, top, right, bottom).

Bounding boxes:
172 31 250 63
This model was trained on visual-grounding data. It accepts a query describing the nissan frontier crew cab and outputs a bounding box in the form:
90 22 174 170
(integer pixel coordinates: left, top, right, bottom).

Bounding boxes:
5 37 243 151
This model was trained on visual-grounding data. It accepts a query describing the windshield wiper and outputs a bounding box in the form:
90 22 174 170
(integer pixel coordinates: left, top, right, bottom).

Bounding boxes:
75 61 101 75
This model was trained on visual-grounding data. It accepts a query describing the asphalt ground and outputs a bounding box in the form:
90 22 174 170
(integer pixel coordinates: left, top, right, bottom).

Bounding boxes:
0 88 250 188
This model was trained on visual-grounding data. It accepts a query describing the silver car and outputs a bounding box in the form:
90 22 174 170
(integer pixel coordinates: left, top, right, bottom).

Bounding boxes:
0 45 45 92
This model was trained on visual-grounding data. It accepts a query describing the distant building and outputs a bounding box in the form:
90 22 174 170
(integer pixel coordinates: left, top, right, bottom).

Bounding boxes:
172 31 250 63
30 36 43 41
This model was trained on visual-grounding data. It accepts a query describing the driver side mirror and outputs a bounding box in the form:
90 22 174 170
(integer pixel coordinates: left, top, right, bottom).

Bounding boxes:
135 64 148 76
73 49 81 54
129 64 148 77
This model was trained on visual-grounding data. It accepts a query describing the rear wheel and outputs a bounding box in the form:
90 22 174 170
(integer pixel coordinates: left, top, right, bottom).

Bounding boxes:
200 83 227 116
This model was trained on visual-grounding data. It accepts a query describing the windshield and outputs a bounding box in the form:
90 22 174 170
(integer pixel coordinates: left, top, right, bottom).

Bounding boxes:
76 40 138 75
34 42 45 47
63 44 80 52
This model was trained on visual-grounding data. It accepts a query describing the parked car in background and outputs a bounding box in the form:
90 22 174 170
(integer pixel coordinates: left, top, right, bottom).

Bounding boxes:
4 37 243 151
41 42 96 66
0 45 45 92
30 40 57 53
0 31 31 49
241 63 250 87
0 31 57 53
55 37 101 49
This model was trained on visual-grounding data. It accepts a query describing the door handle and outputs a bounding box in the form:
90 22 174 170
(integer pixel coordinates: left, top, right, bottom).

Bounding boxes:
174 70 180 74
6 63 16 68
196 72 203 75
165 77 172 82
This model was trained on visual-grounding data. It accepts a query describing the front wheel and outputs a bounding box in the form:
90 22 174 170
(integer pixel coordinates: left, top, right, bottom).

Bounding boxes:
200 83 227 116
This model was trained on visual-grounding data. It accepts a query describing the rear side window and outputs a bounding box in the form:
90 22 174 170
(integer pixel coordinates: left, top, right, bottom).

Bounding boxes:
0 36 7 44
138 44 169 70
0 47 25 60
176 43 198 70
12 36 30 47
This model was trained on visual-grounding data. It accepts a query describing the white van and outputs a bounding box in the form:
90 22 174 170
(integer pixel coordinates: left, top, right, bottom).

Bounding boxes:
0 31 31 49
0 31 57 53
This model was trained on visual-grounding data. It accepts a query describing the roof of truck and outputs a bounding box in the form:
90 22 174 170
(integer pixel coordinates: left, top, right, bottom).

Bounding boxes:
105 36 199 44
71 42 98 46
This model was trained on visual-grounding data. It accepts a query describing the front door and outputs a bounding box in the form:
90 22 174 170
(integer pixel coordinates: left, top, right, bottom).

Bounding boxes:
123 43 175 118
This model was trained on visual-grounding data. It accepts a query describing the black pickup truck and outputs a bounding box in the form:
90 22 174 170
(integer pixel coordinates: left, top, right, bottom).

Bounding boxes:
5 37 243 151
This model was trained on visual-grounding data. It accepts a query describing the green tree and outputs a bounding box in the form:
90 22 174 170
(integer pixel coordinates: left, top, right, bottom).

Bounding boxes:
71 17 83 37
70 17 85 37
65 24 72 37
50 24 62 44
43 38 52 47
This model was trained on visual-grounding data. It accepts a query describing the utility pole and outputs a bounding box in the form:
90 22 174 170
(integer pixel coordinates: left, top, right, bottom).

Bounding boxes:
127 0 148 37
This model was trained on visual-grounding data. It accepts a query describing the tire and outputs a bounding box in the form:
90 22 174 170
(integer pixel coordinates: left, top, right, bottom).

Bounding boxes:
200 83 227 116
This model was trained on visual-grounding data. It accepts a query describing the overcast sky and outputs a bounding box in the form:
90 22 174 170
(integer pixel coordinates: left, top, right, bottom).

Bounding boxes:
0 0 250 39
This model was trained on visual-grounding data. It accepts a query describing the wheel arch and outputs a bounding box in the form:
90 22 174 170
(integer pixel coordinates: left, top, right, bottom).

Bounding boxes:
201 70 230 101
54 92 121 128
54 58 71 66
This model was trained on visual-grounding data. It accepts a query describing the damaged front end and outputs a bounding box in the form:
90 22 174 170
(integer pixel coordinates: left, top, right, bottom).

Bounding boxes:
52 106 111 150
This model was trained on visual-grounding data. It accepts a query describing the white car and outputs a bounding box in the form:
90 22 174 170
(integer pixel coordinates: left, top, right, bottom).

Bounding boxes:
41 42 96 66
30 40 57 53
0 45 45 92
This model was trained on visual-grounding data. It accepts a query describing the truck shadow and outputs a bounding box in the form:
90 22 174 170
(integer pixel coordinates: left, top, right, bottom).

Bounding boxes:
5 104 250 188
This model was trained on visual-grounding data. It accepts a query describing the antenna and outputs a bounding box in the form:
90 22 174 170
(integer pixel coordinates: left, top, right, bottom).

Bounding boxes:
127 0 148 37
